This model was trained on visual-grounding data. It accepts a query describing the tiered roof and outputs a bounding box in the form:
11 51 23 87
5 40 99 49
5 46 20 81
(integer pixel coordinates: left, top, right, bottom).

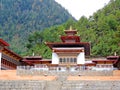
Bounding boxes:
0 38 22 60
0 39 9 47
46 27 90 56
61 27 80 43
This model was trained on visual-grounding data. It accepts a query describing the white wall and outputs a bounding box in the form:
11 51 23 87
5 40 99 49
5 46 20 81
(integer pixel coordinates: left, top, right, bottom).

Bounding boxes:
52 52 59 64
0 52 2 70
77 52 85 64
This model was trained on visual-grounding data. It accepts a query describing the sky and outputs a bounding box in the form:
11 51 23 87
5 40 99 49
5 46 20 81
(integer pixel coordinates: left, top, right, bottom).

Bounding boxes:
55 0 110 20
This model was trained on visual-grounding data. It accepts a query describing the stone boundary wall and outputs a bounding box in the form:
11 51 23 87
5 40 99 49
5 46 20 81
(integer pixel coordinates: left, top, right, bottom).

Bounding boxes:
61 81 120 90
0 80 120 90
17 69 113 76
0 80 46 90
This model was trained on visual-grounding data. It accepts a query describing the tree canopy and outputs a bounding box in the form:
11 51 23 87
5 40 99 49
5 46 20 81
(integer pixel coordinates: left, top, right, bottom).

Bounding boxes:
0 0 74 54
26 0 120 58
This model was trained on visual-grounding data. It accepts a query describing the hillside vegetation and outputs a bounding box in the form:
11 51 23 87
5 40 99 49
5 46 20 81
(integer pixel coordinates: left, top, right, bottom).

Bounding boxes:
26 0 120 58
0 0 74 54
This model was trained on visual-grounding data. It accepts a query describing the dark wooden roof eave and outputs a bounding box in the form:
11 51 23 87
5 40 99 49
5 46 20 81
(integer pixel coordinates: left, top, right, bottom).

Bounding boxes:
85 63 96 66
61 36 80 42
45 42 90 48
3 47 23 60
92 60 116 64
45 42 90 56
22 60 51 62
64 30 77 34
0 39 9 46
92 60 117 62
23 56 42 60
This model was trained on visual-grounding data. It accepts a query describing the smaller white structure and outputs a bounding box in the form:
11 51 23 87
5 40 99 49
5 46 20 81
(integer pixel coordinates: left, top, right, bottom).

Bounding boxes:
77 51 85 64
52 52 59 64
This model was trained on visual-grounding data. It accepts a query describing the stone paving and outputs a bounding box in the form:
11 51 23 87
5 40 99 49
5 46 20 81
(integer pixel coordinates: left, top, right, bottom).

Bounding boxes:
0 70 56 80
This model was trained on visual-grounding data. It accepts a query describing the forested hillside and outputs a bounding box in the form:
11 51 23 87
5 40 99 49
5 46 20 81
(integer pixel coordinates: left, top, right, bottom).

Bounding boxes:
0 0 74 54
26 0 120 58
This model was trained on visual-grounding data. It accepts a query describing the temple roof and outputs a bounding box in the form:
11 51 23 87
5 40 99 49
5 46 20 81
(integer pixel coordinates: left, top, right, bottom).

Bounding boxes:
46 42 90 56
64 30 77 35
22 58 51 65
46 42 89 48
107 56 119 60
2 47 22 60
92 60 116 64
23 56 42 59
61 36 80 42
53 48 84 53
45 27 90 56
0 39 9 47
92 60 116 62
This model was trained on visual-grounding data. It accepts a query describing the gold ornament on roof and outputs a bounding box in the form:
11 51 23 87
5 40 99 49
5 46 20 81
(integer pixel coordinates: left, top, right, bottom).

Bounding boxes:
70 26 72 30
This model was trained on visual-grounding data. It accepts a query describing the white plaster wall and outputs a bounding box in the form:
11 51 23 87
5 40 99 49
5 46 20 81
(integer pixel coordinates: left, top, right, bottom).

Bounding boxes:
52 52 59 64
0 52 2 70
77 52 85 64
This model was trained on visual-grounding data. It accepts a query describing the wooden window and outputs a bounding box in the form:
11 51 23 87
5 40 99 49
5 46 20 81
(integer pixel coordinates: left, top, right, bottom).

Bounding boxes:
59 57 77 64
70 58 73 63
74 58 77 63
63 58 65 63
60 58 62 63
67 58 69 63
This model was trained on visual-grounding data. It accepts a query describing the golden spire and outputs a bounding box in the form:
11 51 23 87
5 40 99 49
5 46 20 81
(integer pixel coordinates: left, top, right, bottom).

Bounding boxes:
70 26 72 30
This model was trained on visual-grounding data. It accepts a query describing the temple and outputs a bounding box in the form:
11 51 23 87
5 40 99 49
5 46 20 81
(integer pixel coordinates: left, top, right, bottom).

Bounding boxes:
45 27 90 66
45 27 118 70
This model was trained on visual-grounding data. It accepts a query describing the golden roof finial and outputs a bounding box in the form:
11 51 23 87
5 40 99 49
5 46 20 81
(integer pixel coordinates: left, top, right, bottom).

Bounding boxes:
70 26 72 30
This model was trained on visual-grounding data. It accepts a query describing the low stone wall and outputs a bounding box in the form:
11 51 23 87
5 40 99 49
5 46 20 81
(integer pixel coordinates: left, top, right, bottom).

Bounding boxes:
61 81 120 90
17 69 113 76
0 80 120 90
0 80 46 90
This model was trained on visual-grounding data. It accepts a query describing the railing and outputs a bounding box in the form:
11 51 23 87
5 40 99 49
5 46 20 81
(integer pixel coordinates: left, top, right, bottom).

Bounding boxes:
16 64 114 76
17 64 114 71
17 65 87 71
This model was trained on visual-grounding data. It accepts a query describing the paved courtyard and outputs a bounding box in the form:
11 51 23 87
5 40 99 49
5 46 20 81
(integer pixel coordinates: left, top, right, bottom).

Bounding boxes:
0 70 120 80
